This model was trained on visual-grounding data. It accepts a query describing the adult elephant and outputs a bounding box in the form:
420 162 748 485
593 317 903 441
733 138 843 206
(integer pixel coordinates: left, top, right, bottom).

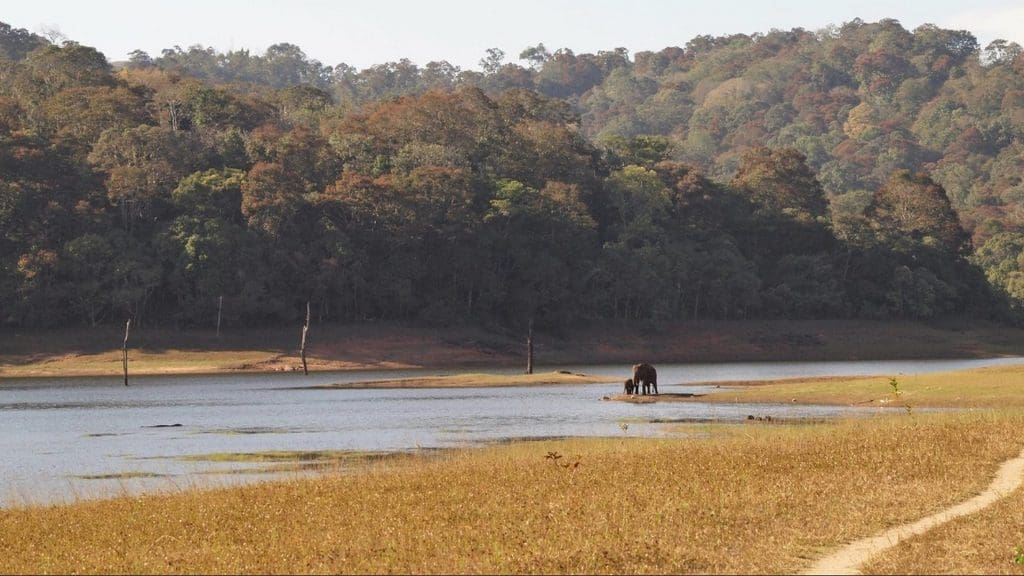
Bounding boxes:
632 363 658 395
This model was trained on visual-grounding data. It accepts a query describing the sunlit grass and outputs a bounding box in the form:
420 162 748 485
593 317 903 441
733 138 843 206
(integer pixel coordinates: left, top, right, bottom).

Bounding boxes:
700 364 1024 408
1 410 1022 574
863 480 1024 574
0 349 282 378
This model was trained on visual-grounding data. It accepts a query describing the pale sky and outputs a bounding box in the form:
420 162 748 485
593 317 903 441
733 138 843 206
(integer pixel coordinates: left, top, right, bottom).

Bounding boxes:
3 0 1023 69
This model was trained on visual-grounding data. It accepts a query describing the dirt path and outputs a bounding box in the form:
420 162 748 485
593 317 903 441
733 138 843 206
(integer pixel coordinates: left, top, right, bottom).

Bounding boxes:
803 447 1024 575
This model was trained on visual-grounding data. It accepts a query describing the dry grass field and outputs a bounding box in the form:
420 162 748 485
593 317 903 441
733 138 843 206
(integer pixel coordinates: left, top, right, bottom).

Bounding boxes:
862 485 1024 575
699 363 1024 408
1 409 1022 574
0 348 289 378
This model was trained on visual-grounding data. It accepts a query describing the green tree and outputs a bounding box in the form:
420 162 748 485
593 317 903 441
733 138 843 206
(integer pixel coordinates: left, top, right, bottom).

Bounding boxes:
21 42 113 99
519 43 551 69
867 170 970 256
483 178 597 326
602 135 673 169
171 168 245 219
0 21 47 61
974 232 1024 309
480 48 506 74
61 233 115 325
240 162 303 237
731 146 827 222
89 125 206 232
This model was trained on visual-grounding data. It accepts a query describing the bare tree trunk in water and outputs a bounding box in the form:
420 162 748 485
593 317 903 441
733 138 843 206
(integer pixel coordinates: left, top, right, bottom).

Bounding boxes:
300 301 310 375
216 295 223 338
526 317 534 375
122 318 131 386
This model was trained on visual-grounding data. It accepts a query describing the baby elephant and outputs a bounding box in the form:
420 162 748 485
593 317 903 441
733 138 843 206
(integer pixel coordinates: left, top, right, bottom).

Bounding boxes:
624 378 636 395
632 363 658 395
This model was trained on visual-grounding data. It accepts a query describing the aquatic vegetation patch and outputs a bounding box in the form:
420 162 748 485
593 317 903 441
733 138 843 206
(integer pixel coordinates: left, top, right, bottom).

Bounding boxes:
176 450 389 464
199 460 381 475
187 450 424 476
192 426 309 436
70 471 170 480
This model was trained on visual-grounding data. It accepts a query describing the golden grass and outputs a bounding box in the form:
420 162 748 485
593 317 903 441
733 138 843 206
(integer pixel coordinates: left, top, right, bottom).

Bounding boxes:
1 411 1022 574
0 349 283 378
317 371 614 389
700 364 1024 408
863 483 1024 574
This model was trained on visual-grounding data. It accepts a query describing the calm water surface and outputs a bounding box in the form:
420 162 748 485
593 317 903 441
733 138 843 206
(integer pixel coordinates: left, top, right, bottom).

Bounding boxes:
1 357 1021 506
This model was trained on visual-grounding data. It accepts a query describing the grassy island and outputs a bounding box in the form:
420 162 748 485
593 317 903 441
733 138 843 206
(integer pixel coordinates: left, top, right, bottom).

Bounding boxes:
694 363 1024 408
314 371 615 389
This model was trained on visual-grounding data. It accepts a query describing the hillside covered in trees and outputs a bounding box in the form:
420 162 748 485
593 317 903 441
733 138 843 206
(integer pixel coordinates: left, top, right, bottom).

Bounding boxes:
1 18 1022 330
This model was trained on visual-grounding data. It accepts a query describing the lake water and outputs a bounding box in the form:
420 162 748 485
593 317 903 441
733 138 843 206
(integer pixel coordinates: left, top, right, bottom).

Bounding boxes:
2 357 1021 507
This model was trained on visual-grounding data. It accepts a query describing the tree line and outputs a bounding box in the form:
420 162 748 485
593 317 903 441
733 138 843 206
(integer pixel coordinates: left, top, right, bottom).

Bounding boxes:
0 19 1019 330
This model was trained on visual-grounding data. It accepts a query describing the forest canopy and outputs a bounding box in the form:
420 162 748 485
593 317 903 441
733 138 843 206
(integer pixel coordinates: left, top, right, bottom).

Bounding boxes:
1 18 1022 329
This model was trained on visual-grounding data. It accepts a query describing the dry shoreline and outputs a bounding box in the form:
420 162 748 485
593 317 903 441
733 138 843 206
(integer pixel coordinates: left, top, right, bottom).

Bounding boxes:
3 318 1024 380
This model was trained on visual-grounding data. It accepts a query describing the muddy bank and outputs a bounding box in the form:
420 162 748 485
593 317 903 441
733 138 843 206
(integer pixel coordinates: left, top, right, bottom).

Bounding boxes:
602 392 704 403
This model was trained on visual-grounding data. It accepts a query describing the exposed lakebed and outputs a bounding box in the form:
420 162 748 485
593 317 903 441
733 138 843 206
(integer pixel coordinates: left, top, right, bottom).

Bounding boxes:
2 357 1022 507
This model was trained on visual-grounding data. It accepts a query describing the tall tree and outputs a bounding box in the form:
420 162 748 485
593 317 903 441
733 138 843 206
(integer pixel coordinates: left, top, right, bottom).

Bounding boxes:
731 146 828 222
867 170 970 256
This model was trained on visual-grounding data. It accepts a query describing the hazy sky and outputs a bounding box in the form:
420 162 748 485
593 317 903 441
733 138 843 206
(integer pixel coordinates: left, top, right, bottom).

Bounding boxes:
4 0 1023 69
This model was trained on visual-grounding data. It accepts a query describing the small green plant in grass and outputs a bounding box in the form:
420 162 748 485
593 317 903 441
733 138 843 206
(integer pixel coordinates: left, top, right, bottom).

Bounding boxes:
1013 545 1024 565
890 377 913 414
889 377 902 398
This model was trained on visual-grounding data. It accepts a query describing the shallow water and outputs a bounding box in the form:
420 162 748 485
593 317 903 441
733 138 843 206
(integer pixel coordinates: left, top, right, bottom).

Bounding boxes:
1 356 1021 507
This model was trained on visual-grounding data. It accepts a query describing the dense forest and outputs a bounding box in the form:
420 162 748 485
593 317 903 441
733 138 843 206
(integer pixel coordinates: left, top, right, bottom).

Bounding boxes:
1 18 1023 330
